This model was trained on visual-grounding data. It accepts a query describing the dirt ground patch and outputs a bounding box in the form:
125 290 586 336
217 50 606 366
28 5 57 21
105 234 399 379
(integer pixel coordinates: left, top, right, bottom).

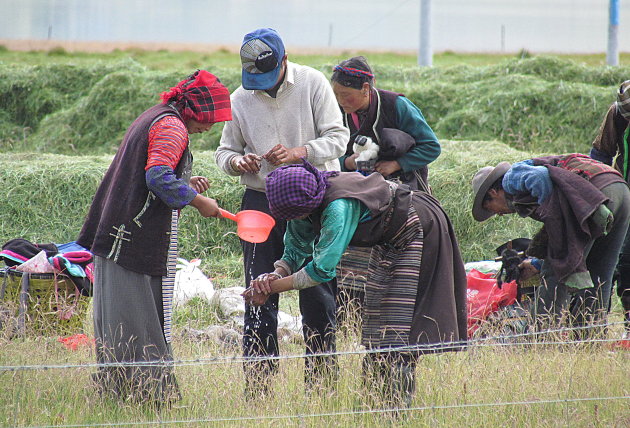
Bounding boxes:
0 38 241 53
0 39 374 55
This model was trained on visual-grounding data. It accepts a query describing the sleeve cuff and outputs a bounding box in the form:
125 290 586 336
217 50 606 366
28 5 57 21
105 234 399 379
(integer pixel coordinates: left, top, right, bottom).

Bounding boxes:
292 268 320 290
529 257 542 271
273 259 293 276
303 144 310 162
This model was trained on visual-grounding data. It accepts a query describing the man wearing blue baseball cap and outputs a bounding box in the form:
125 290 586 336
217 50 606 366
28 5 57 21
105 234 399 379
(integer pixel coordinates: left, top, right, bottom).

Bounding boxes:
215 28 349 398
240 27 286 91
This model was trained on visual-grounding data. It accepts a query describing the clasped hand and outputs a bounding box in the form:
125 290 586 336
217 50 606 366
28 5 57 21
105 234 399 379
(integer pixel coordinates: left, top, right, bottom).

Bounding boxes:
241 272 281 306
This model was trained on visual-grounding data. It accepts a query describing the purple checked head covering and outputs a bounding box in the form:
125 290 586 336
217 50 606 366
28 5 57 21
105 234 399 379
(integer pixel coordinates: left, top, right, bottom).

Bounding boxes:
266 159 339 220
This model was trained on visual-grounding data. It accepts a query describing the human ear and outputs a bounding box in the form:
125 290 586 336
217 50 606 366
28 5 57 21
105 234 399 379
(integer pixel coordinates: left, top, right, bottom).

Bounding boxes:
362 82 370 95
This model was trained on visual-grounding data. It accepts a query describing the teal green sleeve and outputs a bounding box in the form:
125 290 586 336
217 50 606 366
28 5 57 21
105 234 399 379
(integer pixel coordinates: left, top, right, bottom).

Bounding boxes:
281 218 317 274
395 96 441 173
281 199 365 283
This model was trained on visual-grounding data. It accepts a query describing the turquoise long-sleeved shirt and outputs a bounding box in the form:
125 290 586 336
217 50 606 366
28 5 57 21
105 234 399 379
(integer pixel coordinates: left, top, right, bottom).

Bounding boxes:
395 96 441 172
281 198 371 283
340 95 441 173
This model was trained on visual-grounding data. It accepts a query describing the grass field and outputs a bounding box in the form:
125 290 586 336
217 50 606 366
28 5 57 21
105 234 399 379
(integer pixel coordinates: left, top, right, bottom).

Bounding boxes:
0 46 629 427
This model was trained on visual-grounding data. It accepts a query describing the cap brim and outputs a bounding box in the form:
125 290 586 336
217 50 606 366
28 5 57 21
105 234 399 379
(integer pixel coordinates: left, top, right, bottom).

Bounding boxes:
471 161 512 222
242 66 281 90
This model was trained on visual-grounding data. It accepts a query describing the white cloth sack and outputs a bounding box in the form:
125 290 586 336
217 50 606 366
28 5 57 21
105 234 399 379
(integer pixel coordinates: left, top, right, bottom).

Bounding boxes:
174 258 215 306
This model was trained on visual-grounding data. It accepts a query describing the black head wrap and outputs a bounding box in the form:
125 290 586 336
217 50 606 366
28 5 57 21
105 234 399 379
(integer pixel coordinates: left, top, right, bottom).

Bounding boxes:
331 56 374 90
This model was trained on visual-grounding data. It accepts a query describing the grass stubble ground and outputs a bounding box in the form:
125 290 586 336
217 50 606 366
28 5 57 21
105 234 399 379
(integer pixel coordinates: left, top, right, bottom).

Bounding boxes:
0 306 629 427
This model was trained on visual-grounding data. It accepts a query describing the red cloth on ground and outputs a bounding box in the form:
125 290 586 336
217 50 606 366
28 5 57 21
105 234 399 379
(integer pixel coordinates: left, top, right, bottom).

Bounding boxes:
57 334 95 351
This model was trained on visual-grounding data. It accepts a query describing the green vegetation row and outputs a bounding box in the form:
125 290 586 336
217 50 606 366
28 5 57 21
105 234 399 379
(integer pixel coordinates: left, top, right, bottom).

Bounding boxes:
0 141 540 280
2 55 629 156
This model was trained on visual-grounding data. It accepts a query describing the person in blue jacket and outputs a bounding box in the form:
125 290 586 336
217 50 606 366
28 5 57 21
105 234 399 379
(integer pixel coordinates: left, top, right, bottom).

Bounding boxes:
472 154 630 338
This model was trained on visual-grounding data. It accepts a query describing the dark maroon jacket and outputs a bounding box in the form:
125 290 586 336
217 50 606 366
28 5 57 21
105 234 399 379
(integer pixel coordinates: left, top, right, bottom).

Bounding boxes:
511 154 624 283
342 89 428 187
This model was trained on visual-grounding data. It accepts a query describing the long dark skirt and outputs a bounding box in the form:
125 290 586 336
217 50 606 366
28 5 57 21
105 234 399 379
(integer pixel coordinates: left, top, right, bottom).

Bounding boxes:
363 191 468 353
92 256 179 404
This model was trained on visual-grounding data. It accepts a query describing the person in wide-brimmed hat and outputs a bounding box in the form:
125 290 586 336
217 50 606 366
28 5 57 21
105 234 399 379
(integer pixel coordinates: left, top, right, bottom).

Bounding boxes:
244 159 468 408
472 153 630 337
77 70 232 405
590 80 630 340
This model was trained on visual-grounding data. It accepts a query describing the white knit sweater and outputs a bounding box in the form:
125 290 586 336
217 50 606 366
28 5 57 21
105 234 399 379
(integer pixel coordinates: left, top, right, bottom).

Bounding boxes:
215 61 349 191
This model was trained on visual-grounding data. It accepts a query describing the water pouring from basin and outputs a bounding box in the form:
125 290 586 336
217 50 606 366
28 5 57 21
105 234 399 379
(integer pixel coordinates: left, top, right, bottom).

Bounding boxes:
218 209 275 244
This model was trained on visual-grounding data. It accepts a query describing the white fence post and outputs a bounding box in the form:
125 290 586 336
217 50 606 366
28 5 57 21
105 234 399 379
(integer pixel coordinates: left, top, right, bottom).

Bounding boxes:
607 0 620 66
419 0 433 67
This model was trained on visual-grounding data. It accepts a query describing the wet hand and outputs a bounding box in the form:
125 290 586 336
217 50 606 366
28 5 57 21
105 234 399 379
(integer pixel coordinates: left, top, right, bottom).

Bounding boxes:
189 176 210 193
251 272 281 295
375 160 401 177
242 287 269 306
232 154 263 174
263 145 306 166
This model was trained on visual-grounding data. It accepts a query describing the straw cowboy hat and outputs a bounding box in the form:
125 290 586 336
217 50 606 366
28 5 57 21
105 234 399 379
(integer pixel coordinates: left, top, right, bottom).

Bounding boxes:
471 161 512 221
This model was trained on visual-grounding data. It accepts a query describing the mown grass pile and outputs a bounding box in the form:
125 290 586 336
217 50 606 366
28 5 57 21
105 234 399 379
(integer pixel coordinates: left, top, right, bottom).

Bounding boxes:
0 151 246 282
0 140 539 275
2 56 630 155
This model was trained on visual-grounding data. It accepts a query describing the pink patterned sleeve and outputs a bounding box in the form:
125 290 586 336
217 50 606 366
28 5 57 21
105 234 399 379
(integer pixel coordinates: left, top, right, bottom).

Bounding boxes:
146 116 189 171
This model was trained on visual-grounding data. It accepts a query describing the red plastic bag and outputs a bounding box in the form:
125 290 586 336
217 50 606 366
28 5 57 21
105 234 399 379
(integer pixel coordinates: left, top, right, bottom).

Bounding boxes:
57 333 95 351
466 269 518 338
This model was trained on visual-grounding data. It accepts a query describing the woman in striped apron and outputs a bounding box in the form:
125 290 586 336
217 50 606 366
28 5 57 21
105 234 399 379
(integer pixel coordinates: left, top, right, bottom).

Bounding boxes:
244 160 467 408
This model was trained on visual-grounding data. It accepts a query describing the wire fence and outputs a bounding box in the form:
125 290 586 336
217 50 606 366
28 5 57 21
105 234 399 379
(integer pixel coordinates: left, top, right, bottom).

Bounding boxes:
21 396 630 428
0 321 627 373
2 321 629 427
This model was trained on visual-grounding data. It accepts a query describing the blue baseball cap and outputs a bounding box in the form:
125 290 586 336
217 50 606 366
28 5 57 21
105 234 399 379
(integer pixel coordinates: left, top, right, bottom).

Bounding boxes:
240 28 285 90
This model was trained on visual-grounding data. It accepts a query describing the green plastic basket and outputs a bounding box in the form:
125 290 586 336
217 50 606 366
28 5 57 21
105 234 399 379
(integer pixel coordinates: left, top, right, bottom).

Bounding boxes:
0 268 89 336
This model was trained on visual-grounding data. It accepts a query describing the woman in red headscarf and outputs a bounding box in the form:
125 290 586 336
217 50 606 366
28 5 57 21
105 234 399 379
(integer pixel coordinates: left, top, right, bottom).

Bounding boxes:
77 70 231 405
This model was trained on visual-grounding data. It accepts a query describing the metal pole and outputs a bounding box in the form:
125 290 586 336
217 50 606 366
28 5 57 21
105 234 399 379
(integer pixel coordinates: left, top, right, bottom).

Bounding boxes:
328 23 333 47
419 0 433 67
607 0 619 66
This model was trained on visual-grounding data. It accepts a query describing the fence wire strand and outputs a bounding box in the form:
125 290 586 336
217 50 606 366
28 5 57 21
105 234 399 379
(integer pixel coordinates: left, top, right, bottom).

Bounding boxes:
24 396 630 428
0 321 626 372
3 321 628 427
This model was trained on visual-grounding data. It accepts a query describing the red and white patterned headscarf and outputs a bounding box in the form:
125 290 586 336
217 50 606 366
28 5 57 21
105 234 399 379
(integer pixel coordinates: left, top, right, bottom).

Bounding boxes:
160 70 232 124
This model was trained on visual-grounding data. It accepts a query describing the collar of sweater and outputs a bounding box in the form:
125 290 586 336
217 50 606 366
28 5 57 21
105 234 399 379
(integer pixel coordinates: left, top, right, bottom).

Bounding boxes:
249 61 297 97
